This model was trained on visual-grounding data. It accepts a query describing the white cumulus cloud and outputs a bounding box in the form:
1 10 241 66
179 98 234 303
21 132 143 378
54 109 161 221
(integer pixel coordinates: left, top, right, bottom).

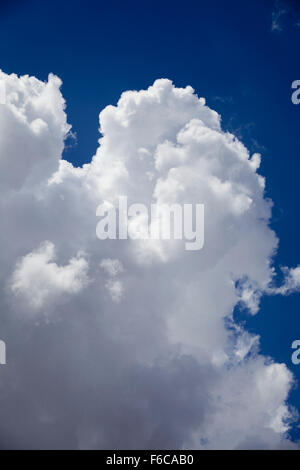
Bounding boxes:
0 71 299 449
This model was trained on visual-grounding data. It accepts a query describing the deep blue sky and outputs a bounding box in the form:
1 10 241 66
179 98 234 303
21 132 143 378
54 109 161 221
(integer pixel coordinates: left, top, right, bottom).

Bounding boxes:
1 0 300 441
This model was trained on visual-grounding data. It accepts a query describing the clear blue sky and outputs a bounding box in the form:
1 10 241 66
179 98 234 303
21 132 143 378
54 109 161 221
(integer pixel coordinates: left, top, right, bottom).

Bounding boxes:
1 0 300 441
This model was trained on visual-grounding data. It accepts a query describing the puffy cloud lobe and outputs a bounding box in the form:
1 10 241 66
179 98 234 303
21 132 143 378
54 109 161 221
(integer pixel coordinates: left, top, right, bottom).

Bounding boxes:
100 258 124 303
270 266 300 295
0 71 69 191
0 71 299 449
10 241 89 310
100 258 124 277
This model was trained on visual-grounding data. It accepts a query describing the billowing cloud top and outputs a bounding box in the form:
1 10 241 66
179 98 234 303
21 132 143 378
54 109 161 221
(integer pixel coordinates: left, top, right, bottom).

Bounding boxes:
0 71 299 449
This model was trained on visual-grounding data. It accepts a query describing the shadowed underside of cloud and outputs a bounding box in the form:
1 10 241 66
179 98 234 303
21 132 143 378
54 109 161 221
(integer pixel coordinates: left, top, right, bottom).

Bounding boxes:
0 71 300 449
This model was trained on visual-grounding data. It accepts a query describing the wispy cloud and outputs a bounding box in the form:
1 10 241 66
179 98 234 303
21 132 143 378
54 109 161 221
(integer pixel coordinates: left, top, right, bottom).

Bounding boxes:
271 0 300 32
271 0 287 32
